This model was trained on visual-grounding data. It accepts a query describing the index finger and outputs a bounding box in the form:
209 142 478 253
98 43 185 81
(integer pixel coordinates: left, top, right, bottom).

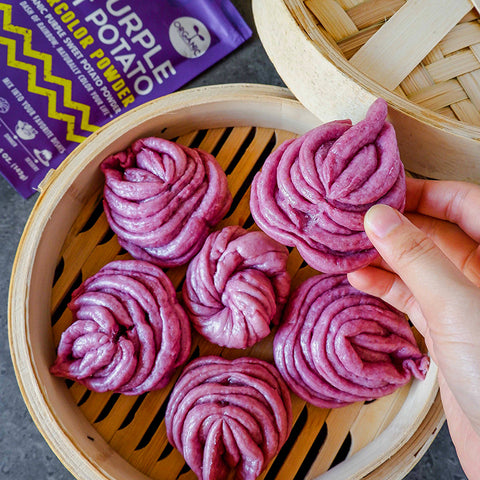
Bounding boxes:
405 177 480 242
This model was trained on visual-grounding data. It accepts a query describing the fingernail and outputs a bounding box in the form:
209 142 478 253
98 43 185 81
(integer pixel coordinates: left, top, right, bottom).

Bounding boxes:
364 204 403 238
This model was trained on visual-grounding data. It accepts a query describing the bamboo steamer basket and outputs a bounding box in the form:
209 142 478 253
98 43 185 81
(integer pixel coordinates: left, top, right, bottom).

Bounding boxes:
9 84 442 480
253 0 480 182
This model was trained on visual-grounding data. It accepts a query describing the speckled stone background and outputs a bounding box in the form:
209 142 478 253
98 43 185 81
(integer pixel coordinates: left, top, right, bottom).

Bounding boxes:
0 1 467 479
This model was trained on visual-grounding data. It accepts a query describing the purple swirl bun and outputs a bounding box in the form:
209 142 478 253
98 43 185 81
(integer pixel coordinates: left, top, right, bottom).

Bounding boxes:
250 98 406 274
165 356 292 480
182 226 291 349
101 137 232 267
274 274 429 408
50 260 191 395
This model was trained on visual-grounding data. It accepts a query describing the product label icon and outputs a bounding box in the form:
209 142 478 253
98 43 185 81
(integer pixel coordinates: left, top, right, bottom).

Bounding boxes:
15 120 38 140
34 148 53 167
169 17 211 58
0 97 10 114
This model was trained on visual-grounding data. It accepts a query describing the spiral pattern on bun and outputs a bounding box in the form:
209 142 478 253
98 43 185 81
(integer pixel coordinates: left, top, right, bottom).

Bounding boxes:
250 98 406 273
50 260 191 395
182 226 291 348
274 274 429 408
101 137 232 267
165 356 292 480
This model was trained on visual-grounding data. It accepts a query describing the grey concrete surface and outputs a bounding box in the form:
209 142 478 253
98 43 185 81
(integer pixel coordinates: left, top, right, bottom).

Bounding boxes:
0 1 467 479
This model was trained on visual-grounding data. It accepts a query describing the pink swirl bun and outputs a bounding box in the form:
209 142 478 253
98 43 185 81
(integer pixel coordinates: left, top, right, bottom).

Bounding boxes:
101 137 232 267
182 226 291 348
50 260 191 395
274 274 429 408
250 98 406 274
165 356 292 480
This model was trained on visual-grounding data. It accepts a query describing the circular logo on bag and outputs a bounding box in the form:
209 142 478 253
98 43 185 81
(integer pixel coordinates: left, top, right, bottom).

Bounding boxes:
169 16 211 58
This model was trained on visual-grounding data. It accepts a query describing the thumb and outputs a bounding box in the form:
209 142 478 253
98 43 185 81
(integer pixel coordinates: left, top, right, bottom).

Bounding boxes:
363 204 473 323
364 205 480 445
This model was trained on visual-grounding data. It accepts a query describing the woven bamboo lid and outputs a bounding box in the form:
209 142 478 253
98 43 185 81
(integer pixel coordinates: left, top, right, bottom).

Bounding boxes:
253 0 480 182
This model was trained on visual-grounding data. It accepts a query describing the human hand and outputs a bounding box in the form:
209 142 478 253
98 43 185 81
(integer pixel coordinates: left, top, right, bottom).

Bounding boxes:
347 177 480 480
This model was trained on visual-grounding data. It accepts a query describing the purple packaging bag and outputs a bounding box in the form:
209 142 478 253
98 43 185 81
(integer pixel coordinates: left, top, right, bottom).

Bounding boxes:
0 0 252 197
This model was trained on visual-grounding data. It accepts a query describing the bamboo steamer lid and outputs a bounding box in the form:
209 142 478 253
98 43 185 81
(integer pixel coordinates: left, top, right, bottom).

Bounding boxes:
253 0 480 182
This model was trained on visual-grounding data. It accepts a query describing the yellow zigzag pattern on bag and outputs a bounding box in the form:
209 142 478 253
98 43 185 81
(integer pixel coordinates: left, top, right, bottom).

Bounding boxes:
0 3 98 143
